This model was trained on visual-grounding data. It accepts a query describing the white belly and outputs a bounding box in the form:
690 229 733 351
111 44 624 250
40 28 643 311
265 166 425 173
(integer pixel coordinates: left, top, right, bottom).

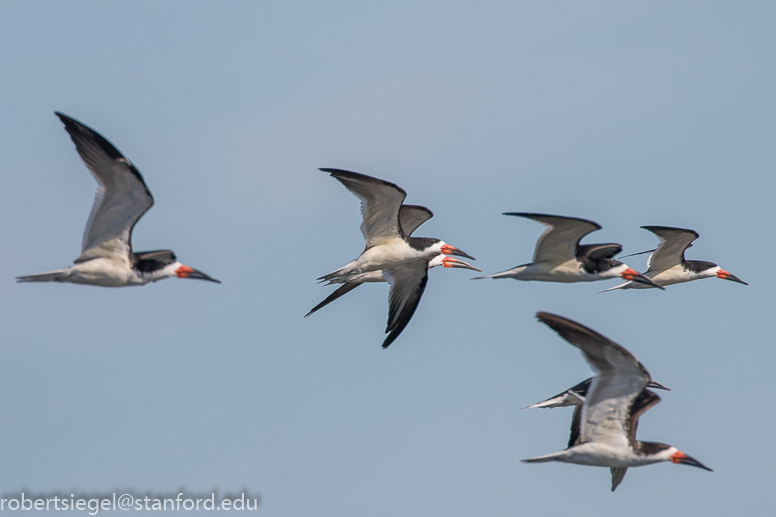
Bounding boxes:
65 258 147 287
648 266 701 286
516 261 624 283
336 239 425 280
561 443 662 468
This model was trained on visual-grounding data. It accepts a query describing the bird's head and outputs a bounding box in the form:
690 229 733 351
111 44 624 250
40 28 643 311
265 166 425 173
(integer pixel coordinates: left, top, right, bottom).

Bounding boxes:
428 255 481 272
685 261 747 285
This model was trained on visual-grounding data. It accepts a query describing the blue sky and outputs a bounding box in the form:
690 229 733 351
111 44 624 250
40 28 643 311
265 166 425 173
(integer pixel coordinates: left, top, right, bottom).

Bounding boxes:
1 1 774 515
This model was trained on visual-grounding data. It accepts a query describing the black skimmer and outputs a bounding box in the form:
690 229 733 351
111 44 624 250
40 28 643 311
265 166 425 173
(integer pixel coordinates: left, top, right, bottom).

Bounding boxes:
524 377 669 410
305 204 480 317
603 226 747 291
525 378 670 451
316 168 476 348
474 214 663 289
16 112 220 287
523 312 712 492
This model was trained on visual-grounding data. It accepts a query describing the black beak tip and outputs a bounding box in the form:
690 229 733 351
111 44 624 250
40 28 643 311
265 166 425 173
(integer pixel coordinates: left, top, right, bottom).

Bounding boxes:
692 461 714 472
677 454 713 471
648 380 671 391
186 269 221 283
720 271 747 285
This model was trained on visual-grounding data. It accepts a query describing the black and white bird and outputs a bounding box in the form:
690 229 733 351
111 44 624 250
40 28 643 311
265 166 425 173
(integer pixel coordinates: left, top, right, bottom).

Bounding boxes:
17 112 220 287
316 168 476 348
524 376 669 410
523 312 712 492
475 214 663 288
603 226 747 291
306 204 480 317
524 377 670 457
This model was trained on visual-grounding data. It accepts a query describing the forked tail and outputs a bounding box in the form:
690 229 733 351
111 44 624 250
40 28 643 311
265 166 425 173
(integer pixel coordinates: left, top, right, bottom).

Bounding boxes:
471 265 527 280
600 281 632 293
16 269 69 283
521 450 568 463
316 269 343 283
523 392 584 410
316 260 357 283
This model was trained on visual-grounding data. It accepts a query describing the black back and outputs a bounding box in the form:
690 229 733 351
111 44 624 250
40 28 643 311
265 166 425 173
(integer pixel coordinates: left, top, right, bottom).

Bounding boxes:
133 250 177 273
576 243 624 274
577 255 621 275
684 259 718 274
625 389 662 450
568 405 583 448
635 441 671 456
566 379 592 448
407 236 441 253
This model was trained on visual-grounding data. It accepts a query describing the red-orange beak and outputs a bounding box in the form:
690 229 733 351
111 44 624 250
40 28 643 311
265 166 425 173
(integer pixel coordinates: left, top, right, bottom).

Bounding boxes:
441 256 482 272
440 244 475 260
670 451 686 463
716 269 748 285
670 451 713 471
621 268 665 290
175 265 221 283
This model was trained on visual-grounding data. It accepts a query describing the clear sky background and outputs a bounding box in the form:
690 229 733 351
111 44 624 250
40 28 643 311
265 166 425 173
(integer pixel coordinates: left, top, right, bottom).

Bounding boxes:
1 1 774 515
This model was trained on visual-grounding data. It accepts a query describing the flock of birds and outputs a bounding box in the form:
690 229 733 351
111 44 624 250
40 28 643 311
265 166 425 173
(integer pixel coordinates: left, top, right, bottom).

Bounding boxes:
18 112 747 492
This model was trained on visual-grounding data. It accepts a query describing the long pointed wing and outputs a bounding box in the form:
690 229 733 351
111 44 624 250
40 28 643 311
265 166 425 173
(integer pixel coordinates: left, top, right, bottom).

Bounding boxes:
56 112 154 262
567 388 662 451
610 467 629 492
552 383 665 449
577 243 622 260
525 378 592 409
133 250 176 272
641 226 699 272
382 260 429 348
625 389 662 449
568 405 583 448
399 205 433 236
306 205 430 318
536 312 651 448
506 213 601 264
304 283 362 317
322 168 407 248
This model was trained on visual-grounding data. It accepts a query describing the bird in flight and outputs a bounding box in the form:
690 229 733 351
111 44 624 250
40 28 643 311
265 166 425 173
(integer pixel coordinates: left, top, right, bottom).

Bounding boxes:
475 214 663 289
603 226 747 291
17 112 220 287
523 312 712 491
306 204 479 317
316 168 477 348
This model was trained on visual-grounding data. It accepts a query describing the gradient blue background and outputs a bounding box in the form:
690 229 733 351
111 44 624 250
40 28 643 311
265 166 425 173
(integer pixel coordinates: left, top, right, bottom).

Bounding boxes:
1 1 773 515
